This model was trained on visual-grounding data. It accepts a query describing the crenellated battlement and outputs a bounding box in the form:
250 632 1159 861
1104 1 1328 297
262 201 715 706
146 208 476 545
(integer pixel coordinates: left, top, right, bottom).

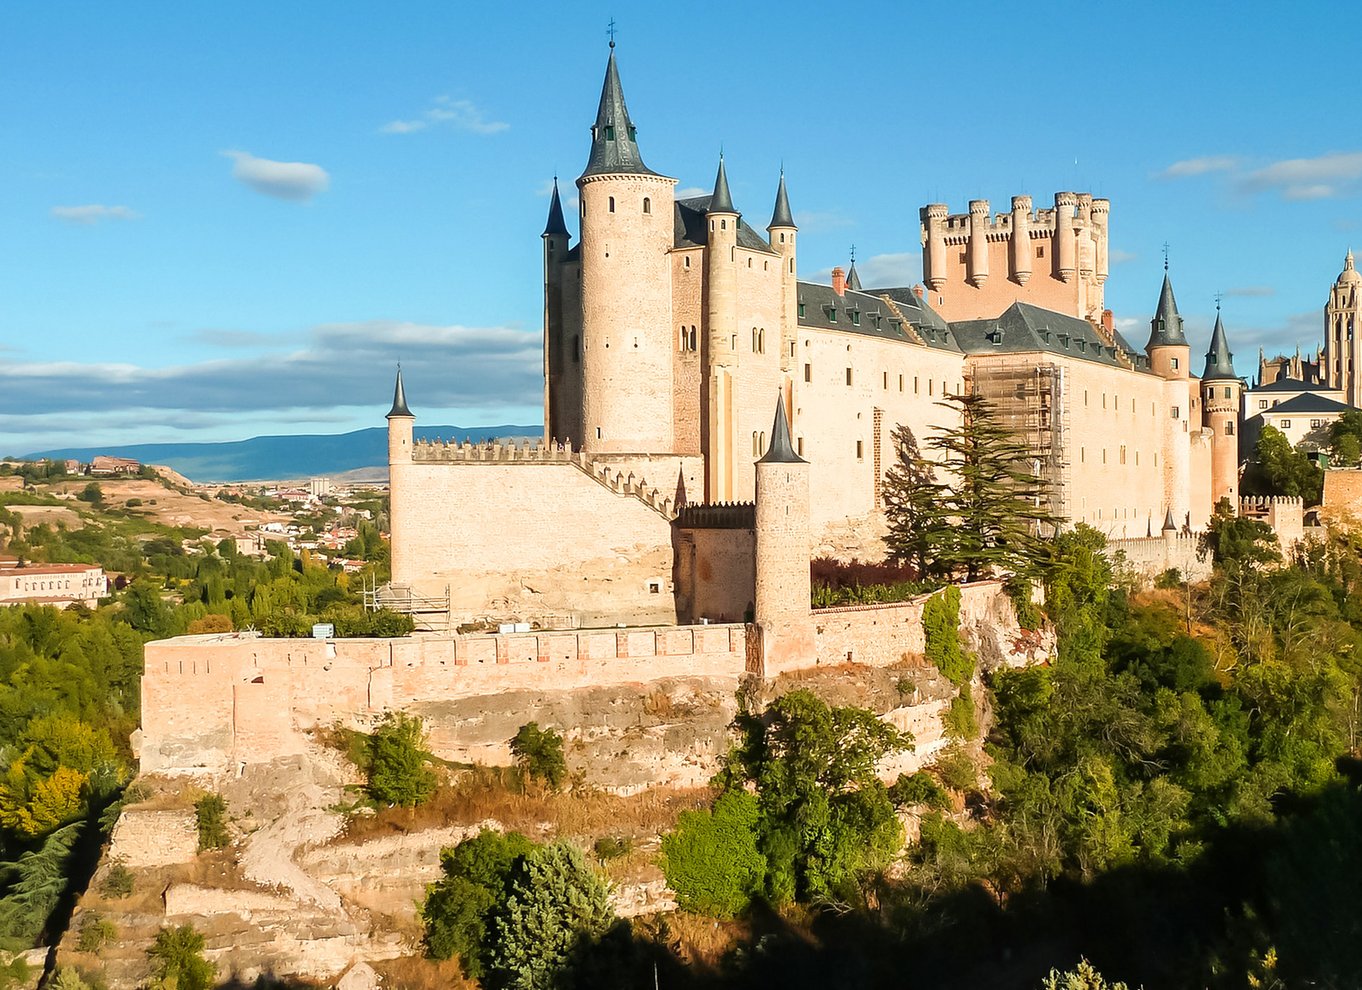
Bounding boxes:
674 502 756 529
1239 495 1304 511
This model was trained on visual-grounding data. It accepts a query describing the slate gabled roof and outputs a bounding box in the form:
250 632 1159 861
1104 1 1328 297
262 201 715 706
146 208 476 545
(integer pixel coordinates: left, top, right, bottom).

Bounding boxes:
796 281 959 350
674 196 776 254
952 302 1144 370
1263 393 1355 416
1253 376 1319 393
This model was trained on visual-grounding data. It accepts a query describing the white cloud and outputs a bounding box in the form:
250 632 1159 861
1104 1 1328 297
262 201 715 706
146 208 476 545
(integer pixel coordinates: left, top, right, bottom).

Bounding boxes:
857 252 921 287
381 96 508 136
224 150 330 202
793 209 853 233
674 186 708 200
1158 155 1240 179
1240 151 1362 200
1109 249 1137 264
51 204 140 225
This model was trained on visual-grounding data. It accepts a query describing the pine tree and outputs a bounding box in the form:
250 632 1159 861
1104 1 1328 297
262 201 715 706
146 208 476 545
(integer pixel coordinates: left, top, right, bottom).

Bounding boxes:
881 424 948 577
928 393 1058 582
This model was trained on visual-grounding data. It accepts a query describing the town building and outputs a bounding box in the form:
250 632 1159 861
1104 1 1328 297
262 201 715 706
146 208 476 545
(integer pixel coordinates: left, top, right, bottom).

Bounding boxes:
0 556 108 608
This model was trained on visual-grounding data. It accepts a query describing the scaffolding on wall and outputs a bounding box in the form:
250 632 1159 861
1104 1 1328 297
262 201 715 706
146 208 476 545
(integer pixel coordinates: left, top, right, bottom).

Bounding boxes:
969 362 1071 524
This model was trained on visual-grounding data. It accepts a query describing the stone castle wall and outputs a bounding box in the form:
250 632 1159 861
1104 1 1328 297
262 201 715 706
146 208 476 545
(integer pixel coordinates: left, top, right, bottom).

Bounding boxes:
1108 533 1210 583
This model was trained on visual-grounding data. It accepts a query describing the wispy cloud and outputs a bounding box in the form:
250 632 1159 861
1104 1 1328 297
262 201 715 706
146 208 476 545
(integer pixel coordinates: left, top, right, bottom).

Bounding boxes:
380 96 508 136
51 204 140 225
1239 152 1362 200
1158 156 1240 179
807 252 921 288
793 209 853 233
1109 249 1137 264
1223 286 1276 298
224 150 329 202
674 186 708 200
185 328 296 349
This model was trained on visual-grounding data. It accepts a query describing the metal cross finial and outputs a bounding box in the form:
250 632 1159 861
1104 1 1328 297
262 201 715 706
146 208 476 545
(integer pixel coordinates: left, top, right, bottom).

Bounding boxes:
850 244 856 264
1162 242 1170 271
607 18 617 48
1215 291 1223 312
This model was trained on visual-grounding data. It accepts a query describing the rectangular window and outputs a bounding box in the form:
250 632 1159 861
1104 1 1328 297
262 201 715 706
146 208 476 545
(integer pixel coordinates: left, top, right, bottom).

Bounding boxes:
899 374 904 391
856 440 864 459
1171 405 1180 419
1225 423 1234 436
798 303 806 318
846 368 853 386
796 437 804 456
1171 357 1180 370
1259 400 1268 409
882 371 888 389
804 363 812 383
1311 418 1324 428
1224 386 1232 399
1281 419 1291 429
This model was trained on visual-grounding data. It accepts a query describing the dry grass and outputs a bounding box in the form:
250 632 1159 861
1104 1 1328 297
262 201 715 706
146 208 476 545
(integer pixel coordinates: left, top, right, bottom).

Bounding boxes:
372 955 477 990
337 767 713 846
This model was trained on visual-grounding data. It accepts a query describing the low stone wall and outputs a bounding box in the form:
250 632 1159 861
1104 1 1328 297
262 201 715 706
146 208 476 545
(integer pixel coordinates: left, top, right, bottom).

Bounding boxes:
1108 534 1211 584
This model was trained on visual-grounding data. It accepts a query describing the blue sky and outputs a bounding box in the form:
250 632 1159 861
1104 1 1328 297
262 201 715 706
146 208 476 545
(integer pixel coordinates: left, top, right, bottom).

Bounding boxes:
4 1 1361 453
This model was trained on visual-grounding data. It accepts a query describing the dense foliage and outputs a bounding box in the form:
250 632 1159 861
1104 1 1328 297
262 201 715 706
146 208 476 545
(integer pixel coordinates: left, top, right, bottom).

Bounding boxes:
1240 424 1324 502
510 722 568 791
146 924 216 990
366 712 436 808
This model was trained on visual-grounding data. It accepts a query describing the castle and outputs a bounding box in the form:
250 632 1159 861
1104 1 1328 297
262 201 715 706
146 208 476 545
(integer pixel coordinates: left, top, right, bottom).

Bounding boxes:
383 44 1251 637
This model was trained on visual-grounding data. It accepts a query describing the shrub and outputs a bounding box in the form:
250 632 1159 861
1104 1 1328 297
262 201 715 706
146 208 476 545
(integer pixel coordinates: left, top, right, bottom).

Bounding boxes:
99 861 134 898
1005 574 1043 630
194 793 229 851
77 483 103 505
76 915 116 953
146 924 215 990
367 713 436 807
186 613 232 635
661 790 766 918
923 587 973 686
510 722 567 791
592 835 632 861
423 829 534 977
1154 568 1183 590
943 685 978 741
889 771 951 811
124 498 142 508
935 744 978 793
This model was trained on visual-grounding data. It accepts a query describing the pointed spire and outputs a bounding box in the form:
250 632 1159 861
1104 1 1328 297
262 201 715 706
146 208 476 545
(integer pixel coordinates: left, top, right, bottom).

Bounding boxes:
387 366 412 419
580 48 657 179
709 154 736 215
1146 271 1188 349
1202 309 1237 380
1162 507 1177 533
768 170 795 229
758 396 804 464
543 177 569 237
846 246 862 291
1347 248 1356 271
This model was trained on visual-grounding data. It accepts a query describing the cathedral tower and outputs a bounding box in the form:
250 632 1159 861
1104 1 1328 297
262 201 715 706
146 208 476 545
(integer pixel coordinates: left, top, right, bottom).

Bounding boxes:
1324 249 1362 408
576 45 678 454
753 397 812 676
705 155 740 500
1200 306 1243 507
385 367 415 585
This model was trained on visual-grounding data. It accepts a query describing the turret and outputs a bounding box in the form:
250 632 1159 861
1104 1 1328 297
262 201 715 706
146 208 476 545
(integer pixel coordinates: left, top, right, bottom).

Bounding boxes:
386 367 415 584
1054 192 1078 283
1325 249 1362 406
767 171 798 374
1201 307 1243 506
542 178 576 445
576 45 678 454
1146 268 1190 380
704 154 741 499
1009 195 1032 285
967 199 990 287
753 397 812 676
920 203 948 292
1091 198 1110 283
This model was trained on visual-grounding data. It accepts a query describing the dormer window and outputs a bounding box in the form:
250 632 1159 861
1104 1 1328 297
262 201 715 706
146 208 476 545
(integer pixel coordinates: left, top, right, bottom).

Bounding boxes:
798 303 806 318
604 125 615 141
850 310 860 326
827 307 837 323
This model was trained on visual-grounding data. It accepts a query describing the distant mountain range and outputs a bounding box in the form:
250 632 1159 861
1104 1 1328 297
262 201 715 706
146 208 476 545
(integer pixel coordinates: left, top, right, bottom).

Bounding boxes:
21 425 541 484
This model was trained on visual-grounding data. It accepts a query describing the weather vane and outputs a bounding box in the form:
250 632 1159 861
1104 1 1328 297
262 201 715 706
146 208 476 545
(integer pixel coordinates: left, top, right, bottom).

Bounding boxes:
850 244 856 264
1214 291 1223 312
607 18 617 48
1162 242 1170 271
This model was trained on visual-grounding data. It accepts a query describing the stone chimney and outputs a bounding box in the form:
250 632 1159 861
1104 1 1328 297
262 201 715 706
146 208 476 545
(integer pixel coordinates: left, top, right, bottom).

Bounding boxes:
913 284 925 299
831 266 846 296
1101 309 1114 338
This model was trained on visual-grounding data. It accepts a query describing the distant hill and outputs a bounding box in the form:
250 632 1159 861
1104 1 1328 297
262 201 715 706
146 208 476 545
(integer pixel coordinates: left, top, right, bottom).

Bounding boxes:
21 425 540 484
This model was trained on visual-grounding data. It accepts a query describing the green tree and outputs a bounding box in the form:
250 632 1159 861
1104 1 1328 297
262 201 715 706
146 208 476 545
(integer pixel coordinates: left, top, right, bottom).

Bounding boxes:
1242 424 1323 502
881 423 947 576
1199 498 1279 568
484 842 616 990
1329 409 1362 466
661 789 766 918
76 483 102 506
194 793 229 851
146 924 216 990
366 713 436 807
510 722 567 791
423 829 535 978
927 393 1058 581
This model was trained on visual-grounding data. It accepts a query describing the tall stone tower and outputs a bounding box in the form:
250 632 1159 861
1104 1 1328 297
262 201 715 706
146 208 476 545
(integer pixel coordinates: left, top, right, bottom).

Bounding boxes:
542 178 579 446
576 45 678 454
1324 249 1362 408
767 173 798 377
753 397 812 676
705 156 740 500
1200 307 1243 507
385 367 415 586
1146 269 1192 526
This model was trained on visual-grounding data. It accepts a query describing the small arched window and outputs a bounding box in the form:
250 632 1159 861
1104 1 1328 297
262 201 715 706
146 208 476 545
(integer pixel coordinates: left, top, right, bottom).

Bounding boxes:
689 326 697 350
643 197 651 214
608 196 615 213
720 219 727 230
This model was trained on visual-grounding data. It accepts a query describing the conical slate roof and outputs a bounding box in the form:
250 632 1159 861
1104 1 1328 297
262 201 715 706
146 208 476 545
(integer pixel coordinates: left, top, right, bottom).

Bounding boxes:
758 396 805 464
768 172 795 229
580 50 658 179
1162 507 1177 532
709 156 735 214
387 367 412 419
1147 273 1188 349
543 178 569 237
846 261 862 291
1202 311 1237 380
